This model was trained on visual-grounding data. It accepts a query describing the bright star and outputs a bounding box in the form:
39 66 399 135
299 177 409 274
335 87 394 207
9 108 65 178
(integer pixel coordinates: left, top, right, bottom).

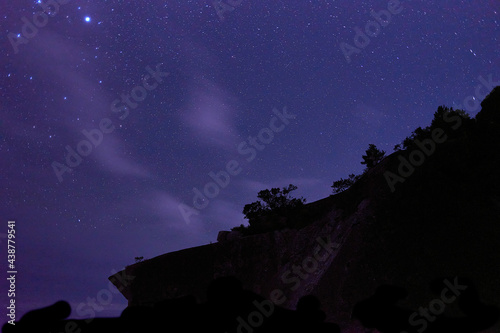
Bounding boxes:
85 16 91 22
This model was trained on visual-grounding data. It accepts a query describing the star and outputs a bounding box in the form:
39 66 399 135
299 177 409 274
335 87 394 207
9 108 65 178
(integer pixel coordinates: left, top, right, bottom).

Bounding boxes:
85 16 91 23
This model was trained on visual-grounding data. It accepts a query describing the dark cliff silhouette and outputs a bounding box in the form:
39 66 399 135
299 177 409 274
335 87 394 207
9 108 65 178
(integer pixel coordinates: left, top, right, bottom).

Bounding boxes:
2 276 340 333
4 86 500 332
352 278 499 333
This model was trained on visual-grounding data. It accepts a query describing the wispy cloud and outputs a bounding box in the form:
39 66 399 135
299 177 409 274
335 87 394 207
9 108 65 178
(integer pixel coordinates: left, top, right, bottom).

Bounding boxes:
146 190 185 223
181 78 239 149
94 137 151 179
205 199 246 231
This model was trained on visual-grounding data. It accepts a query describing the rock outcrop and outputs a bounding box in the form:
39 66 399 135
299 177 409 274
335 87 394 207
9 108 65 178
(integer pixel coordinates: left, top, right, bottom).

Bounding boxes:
110 87 500 331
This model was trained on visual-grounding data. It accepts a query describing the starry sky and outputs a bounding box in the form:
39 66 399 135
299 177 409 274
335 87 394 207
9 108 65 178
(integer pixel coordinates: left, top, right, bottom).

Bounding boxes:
1 0 499 322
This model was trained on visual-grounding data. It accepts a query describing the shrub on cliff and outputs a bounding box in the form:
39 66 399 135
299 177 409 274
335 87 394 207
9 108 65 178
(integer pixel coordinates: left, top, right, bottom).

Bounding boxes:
242 184 306 232
361 144 386 169
331 173 361 194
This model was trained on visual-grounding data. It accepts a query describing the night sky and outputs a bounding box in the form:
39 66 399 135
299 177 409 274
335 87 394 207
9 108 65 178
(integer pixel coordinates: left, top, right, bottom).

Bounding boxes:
1 0 499 322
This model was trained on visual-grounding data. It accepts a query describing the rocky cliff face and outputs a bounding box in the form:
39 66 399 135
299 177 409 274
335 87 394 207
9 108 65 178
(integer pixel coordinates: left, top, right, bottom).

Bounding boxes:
110 87 500 331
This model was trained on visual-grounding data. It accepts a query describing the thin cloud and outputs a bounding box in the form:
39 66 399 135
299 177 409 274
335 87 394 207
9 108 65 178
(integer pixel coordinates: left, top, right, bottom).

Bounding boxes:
181 78 239 149
94 137 151 179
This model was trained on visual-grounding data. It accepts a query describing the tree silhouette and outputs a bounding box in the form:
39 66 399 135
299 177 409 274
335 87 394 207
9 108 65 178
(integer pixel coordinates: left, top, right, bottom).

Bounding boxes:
242 184 305 229
394 106 473 151
331 173 361 194
361 144 385 169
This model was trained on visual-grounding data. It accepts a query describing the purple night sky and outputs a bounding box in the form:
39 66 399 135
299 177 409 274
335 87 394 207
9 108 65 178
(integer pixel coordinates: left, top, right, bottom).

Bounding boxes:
1 0 499 323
